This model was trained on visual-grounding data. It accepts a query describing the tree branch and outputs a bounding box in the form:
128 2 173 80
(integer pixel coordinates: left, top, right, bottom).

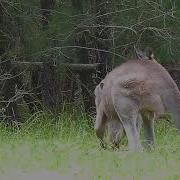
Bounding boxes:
11 61 101 72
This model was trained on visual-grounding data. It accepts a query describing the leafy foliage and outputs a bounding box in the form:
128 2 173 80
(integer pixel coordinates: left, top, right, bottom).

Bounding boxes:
1 0 180 64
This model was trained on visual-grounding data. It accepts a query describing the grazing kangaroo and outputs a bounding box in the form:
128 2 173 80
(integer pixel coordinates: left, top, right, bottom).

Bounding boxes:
95 80 142 149
94 59 180 151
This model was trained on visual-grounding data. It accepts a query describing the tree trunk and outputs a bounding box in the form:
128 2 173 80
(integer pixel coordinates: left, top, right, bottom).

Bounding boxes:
39 62 60 112
71 0 95 114
93 0 113 81
40 0 56 27
71 0 83 12
37 0 60 112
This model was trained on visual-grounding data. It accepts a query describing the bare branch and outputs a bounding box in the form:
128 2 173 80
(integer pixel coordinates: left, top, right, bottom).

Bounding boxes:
11 61 101 71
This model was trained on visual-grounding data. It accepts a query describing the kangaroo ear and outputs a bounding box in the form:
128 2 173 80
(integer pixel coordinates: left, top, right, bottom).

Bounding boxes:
145 47 154 60
134 46 144 60
100 82 104 89
134 46 154 60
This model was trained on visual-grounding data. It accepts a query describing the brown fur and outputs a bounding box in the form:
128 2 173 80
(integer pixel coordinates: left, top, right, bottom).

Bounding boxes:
95 59 180 151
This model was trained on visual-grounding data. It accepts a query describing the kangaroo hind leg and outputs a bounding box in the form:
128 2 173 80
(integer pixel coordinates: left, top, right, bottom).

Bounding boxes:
113 96 143 151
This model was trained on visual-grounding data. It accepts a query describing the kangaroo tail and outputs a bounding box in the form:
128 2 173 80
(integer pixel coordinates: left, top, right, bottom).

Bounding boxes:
161 88 180 130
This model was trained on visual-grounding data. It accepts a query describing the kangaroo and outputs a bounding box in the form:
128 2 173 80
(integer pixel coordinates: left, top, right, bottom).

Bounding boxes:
94 59 180 151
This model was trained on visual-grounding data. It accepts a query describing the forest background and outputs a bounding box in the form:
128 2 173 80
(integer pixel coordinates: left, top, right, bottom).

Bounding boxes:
1 0 180 122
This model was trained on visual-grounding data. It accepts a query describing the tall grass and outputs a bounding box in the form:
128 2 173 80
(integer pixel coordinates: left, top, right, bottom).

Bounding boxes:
0 111 179 179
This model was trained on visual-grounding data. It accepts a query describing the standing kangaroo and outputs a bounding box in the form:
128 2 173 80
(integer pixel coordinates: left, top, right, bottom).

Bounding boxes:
94 60 180 151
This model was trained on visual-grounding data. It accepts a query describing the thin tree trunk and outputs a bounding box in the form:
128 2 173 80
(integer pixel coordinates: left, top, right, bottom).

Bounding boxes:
40 0 59 111
39 62 60 112
40 0 56 27
71 0 95 114
93 0 113 80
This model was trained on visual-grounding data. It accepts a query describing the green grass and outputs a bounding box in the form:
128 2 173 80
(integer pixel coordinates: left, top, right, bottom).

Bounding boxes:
0 111 179 180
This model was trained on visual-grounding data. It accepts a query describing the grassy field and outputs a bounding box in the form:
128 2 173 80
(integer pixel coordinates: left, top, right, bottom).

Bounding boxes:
0 111 179 180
